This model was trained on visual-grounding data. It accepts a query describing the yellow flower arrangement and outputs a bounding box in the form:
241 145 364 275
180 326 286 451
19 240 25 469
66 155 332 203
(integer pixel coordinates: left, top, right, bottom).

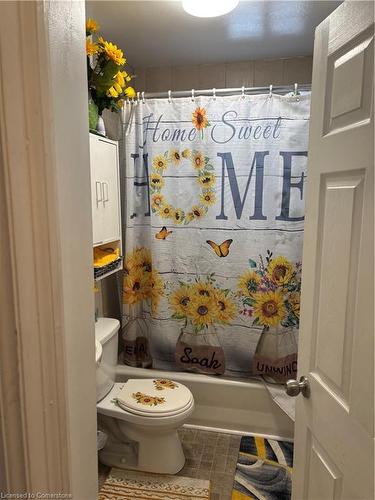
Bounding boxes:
86 18 135 127
238 270 261 297
169 279 237 331
252 290 286 327
238 251 302 329
266 256 294 286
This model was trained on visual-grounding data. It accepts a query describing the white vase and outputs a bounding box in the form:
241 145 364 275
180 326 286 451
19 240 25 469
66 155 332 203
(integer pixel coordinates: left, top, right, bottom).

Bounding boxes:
97 115 106 136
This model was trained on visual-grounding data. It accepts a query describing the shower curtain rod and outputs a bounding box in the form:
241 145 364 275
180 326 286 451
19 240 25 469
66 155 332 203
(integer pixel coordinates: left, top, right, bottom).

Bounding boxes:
140 83 311 100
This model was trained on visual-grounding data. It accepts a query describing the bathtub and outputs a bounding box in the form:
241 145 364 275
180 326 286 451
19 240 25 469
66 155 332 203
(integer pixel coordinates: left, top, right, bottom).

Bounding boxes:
116 365 294 440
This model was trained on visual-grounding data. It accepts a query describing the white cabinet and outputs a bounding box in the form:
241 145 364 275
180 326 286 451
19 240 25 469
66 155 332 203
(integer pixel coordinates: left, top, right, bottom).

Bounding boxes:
89 133 121 247
90 133 122 281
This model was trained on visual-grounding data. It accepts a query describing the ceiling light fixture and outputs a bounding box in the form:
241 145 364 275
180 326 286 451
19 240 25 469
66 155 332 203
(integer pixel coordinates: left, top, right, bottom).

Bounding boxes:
182 0 239 18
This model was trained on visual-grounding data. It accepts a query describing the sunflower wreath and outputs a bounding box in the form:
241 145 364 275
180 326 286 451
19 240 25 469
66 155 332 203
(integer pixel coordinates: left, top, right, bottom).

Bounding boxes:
149 148 217 225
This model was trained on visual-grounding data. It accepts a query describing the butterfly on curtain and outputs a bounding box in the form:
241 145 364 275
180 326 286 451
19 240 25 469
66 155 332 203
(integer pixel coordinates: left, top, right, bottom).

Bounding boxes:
206 239 233 257
155 226 173 240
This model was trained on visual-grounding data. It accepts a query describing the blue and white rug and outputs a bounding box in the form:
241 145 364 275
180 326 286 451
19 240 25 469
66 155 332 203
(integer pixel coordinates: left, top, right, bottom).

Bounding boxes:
231 436 293 500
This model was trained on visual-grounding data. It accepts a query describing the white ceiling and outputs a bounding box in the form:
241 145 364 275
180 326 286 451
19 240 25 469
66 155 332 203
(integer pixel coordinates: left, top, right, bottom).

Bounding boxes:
86 0 342 68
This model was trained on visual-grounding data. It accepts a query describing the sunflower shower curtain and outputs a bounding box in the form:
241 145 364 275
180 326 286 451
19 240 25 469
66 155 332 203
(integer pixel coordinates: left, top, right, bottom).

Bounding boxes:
119 92 310 382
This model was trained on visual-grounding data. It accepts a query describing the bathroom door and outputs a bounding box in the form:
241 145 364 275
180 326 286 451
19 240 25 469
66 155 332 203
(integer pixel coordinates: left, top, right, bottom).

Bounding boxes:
292 2 374 499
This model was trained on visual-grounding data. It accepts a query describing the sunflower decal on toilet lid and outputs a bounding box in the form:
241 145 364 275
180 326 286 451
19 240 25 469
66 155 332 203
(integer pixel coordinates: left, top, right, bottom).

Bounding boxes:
153 379 179 391
132 391 166 406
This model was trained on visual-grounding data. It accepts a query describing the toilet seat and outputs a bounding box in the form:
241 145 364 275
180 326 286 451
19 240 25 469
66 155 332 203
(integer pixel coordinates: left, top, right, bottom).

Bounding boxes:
114 379 192 416
97 380 194 426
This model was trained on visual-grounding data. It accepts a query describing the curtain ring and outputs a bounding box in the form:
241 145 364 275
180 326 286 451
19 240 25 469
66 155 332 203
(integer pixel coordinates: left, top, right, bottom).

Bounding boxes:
191 88 195 102
141 91 145 104
212 87 216 100
269 84 273 98
168 90 172 103
241 86 245 99
136 91 140 105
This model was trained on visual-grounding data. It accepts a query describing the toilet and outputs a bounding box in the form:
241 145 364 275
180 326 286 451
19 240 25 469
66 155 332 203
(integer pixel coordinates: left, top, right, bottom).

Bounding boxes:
95 317 195 474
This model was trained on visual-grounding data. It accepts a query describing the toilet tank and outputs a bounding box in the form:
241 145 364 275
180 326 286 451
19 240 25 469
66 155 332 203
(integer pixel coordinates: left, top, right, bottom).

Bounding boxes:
95 317 120 402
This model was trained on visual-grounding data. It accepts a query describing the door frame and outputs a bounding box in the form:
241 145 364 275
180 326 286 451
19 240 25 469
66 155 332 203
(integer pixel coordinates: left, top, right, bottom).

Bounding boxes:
0 1 97 497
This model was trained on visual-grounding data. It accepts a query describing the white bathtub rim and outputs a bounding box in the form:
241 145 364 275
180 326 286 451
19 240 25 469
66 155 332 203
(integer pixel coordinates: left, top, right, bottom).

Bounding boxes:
116 364 280 390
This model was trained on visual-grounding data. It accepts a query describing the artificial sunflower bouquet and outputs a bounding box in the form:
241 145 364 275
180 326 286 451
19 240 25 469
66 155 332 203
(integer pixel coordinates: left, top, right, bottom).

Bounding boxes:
238 250 301 330
86 18 136 131
169 275 237 334
122 247 164 315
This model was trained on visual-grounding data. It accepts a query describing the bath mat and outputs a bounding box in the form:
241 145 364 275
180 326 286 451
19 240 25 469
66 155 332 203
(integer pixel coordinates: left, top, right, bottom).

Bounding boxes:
231 435 293 500
98 467 211 499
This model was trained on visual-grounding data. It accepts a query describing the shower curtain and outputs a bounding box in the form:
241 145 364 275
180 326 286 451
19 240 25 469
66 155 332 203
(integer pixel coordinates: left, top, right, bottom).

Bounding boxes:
119 92 310 382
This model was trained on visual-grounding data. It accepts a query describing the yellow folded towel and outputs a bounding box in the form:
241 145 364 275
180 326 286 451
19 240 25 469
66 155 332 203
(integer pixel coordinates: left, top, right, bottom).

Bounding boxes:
93 246 120 268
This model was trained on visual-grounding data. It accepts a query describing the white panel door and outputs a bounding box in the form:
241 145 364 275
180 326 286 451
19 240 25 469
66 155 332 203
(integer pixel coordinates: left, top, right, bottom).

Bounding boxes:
90 134 104 246
292 2 374 500
90 135 121 246
96 137 121 244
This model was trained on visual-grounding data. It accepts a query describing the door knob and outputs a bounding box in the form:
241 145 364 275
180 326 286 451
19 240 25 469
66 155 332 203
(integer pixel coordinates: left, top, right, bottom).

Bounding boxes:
286 376 310 398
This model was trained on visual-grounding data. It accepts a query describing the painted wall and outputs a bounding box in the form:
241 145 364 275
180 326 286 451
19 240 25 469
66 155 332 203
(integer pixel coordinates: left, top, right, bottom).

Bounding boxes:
135 56 313 93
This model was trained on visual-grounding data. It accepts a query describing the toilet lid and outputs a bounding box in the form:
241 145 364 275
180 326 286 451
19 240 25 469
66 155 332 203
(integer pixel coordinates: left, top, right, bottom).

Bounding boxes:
115 378 192 415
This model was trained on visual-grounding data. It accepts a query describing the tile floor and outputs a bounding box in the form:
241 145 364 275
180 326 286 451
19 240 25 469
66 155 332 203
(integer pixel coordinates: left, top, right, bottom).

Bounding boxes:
98 427 242 499
178 427 241 500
